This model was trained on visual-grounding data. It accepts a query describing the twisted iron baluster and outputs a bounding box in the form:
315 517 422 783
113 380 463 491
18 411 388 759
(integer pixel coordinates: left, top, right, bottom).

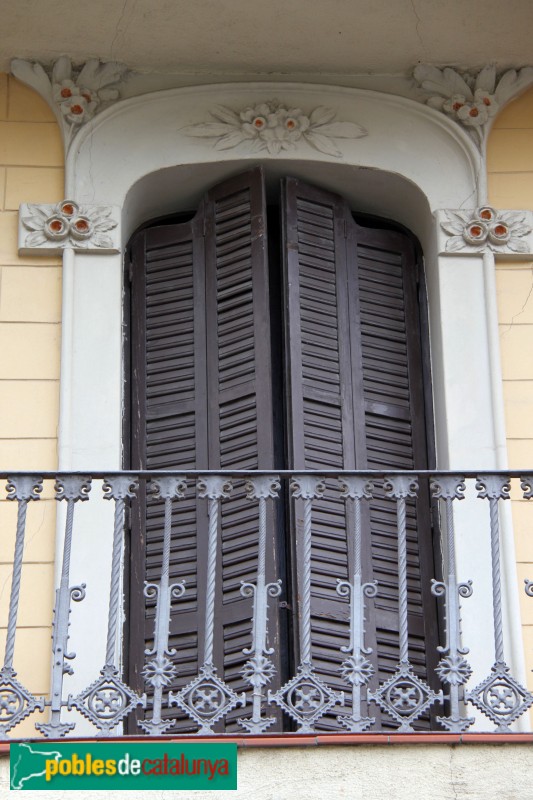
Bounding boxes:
430 476 474 732
70 476 145 735
239 476 281 733
489 490 504 665
139 477 187 734
336 476 376 732
0 477 45 739
169 476 246 733
396 481 410 664
467 476 533 731
300 482 315 664
269 476 343 732
36 476 91 738
202 478 229 667
369 475 442 732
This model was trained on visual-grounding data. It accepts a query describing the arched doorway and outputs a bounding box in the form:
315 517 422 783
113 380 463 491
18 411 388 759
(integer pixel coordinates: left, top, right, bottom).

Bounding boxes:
125 167 440 731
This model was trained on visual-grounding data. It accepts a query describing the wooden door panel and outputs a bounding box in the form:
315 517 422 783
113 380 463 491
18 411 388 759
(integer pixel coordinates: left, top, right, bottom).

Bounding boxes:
129 168 282 732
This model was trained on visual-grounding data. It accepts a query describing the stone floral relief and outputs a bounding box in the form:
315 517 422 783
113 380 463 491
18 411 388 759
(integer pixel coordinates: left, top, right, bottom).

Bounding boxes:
181 102 367 157
414 64 533 147
439 206 533 254
11 56 129 150
19 201 119 254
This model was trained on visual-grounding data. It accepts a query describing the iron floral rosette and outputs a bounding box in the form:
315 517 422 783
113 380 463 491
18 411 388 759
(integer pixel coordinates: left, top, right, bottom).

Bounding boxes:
441 206 531 254
182 101 367 157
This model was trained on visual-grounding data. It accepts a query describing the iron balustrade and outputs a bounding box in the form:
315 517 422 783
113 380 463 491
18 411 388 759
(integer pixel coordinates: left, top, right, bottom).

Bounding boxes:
1 470 532 738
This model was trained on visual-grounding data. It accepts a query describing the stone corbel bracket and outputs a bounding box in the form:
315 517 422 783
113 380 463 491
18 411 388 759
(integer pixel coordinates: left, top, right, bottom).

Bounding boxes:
11 56 129 152
18 201 120 255
436 207 533 257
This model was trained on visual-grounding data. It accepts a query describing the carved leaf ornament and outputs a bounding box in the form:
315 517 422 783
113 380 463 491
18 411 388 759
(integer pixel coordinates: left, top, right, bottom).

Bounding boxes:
414 64 533 147
11 56 128 149
182 102 367 157
441 206 531 253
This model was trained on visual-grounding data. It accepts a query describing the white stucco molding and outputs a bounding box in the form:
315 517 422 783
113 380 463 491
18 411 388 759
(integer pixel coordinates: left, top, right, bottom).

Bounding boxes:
436 207 533 257
65 81 482 219
12 56 533 164
18 200 120 255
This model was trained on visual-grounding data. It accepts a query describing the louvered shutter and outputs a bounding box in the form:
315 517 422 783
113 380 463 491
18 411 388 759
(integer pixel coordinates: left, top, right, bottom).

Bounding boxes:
203 171 280 727
282 178 439 727
282 179 355 705
351 221 439 700
129 168 281 731
129 212 207 732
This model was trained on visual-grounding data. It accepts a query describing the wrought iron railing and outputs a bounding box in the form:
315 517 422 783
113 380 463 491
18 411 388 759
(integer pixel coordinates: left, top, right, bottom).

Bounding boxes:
1 470 532 739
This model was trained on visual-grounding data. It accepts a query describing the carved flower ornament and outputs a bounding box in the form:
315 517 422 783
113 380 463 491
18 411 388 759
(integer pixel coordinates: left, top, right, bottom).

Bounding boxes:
441 206 531 253
414 65 533 146
49 57 124 125
11 56 127 149
182 102 367 157
21 201 117 250
52 79 101 125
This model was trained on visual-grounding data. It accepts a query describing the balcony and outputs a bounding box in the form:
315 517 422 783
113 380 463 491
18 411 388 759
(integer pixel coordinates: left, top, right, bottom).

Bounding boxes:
0 470 532 740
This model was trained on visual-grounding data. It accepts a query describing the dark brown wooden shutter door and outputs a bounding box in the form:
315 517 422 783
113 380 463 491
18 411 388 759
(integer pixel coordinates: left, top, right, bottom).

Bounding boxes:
282 178 356 717
129 210 207 733
202 170 280 727
282 178 439 728
348 219 440 722
129 168 281 731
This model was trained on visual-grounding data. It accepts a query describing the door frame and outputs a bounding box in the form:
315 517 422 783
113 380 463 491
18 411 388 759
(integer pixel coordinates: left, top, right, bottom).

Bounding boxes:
42 81 526 727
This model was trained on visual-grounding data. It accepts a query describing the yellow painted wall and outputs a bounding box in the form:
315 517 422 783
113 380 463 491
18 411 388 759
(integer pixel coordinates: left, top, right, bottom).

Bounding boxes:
0 74 63 733
488 86 533 691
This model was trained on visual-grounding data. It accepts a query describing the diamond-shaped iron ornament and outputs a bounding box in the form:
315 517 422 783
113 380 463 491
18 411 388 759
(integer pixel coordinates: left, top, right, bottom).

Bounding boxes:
369 662 443 732
268 661 344 733
168 664 246 733
70 665 146 735
466 661 533 732
0 667 44 739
